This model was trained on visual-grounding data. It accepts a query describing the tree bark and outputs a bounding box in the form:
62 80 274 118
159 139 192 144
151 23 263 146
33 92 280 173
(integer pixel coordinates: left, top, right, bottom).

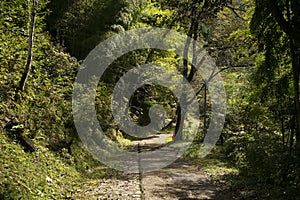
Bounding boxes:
19 0 38 91
291 41 300 151
269 0 300 152
174 100 184 141
174 21 196 141
268 0 300 47
290 115 295 153
203 83 207 136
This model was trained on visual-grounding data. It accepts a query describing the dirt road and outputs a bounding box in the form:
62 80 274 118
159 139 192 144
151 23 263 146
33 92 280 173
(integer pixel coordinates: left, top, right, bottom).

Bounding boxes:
79 133 231 199
138 133 230 200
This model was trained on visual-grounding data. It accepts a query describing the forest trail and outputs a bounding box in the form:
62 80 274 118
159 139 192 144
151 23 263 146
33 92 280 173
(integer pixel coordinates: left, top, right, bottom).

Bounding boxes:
138 133 231 200
79 133 231 199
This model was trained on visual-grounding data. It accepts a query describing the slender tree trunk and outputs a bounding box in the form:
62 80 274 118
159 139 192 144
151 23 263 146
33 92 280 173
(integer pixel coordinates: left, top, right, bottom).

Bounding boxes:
290 39 300 152
174 100 185 141
281 117 285 147
174 105 181 140
174 41 192 140
19 0 38 91
290 115 295 154
174 9 198 140
203 83 207 137
174 32 192 141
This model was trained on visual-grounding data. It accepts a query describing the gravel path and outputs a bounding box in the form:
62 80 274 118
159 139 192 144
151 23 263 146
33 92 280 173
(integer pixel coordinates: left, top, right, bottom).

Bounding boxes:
141 158 226 200
82 174 142 200
138 133 231 200
78 133 231 199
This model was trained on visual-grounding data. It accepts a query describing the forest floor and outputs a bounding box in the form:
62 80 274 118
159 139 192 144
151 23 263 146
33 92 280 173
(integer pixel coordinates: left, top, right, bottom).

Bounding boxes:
73 133 234 200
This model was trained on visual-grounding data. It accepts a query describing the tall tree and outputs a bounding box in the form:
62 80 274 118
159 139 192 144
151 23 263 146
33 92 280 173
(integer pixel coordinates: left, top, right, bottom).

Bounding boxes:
19 0 38 91
251 0 300 150
161 0 232 140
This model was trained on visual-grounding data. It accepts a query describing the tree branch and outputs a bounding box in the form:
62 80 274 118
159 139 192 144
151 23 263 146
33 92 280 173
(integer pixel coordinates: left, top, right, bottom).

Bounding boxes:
226 5 247 21
268 0 290 35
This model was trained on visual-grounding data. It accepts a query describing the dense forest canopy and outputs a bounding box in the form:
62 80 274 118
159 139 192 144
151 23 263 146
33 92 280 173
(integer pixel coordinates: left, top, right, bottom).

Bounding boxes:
1 0 300 199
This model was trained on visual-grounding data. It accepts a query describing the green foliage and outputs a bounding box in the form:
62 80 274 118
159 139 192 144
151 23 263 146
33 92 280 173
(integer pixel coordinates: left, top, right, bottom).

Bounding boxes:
3 0 300 199
0 1 112 198
216 1 300 198
46 0 140 59
184 146 239 180
0 134 82 199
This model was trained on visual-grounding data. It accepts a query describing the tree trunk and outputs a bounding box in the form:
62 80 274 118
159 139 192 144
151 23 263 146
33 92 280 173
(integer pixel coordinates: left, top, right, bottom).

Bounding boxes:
174 10 198 140
290 115 295 153
19 0 38 91
174 35 192 141
290 39 300 152
281 117 285 147
174 103 183 141
203 83 207 137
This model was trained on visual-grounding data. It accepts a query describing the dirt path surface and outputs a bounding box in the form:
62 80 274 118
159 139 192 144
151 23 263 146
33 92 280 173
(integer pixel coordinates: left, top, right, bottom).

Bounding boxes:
80 133 230 199
138 133 230 200
81 174 141 200
141 159 219 200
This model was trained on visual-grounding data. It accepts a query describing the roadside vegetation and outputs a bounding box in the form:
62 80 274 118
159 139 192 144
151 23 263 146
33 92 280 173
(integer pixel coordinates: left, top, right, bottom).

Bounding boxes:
1 0 300 199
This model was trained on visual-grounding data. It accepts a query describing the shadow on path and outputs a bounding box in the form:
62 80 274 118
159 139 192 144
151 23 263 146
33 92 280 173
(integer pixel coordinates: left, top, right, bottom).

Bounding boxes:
138 133 232 200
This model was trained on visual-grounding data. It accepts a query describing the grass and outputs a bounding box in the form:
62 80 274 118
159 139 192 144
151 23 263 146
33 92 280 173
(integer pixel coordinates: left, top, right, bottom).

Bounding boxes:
183 144 300 199
182 144 240 198
0 133 79 199
0 129 123 199
165 135 173 143
185 145 239 178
